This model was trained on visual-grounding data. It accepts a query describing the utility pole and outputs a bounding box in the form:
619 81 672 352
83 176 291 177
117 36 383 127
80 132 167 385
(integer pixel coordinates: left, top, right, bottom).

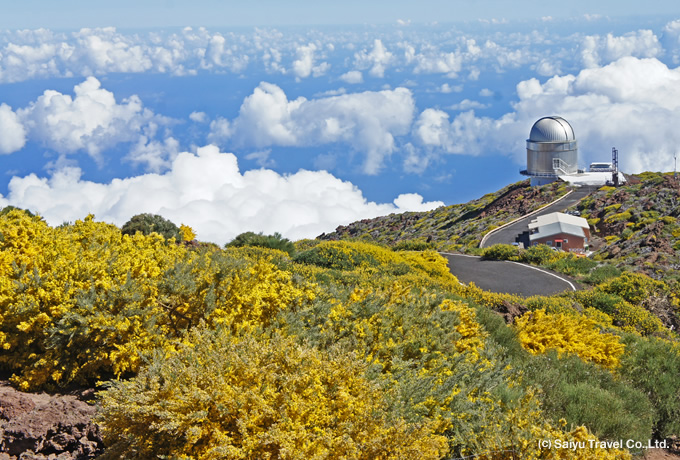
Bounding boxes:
675 153 677 179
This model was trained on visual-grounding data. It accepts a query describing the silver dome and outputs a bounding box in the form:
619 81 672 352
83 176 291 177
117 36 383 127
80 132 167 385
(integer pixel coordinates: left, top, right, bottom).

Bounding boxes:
528 116 575 142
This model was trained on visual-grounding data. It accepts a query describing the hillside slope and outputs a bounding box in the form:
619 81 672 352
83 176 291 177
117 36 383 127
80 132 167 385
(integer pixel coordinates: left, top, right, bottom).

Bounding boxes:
320 173 680 279
320 180 569 251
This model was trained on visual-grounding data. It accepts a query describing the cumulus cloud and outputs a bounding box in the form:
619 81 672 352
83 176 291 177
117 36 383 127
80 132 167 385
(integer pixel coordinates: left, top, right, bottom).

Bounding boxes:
203 33 250 72
189 111 207 123
16 77 168 167
581 30 662 68
0 145 443 244
353 39 394 78
0 104 27 154
662 19 680 65
339 70 363 84
207 117 232 145
292 43 330 79
412 57 680 173
411 47 462 77
448 100 489 111
226 82 415 174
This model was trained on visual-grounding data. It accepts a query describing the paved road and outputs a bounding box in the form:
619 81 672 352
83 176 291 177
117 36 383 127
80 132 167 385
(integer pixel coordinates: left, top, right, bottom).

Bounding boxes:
441 253 578 297
482 185 598 248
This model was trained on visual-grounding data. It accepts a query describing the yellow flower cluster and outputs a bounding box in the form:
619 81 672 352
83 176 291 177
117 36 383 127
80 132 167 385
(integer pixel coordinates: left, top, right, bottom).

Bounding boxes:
0 211 315 390
98 328 449 459
515 309 625 369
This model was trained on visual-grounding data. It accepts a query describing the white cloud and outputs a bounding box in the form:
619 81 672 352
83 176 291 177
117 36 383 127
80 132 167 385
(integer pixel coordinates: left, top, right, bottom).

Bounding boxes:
661 20 680 65
189 111 207 123
413 57 680 173
17 77 166 166
227 82 415 174
581 30 662 68
125 136 180 173
203 33 250 73
74 28 153 74
354 39 393 78
207 117 232 145
292 43 330 79
244 149 275 168
0 145 443 244
412 48 461 77
339 70 363 84
0 104 27 154
448 99 489 111
438 83 462 94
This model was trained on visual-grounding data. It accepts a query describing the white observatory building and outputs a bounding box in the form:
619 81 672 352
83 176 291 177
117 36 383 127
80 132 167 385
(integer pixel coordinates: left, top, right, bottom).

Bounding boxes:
521 116 579 186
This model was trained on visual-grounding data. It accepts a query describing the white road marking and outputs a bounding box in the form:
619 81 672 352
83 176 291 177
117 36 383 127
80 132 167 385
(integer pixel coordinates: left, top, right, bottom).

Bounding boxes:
439 252 577 291
505 260 577 291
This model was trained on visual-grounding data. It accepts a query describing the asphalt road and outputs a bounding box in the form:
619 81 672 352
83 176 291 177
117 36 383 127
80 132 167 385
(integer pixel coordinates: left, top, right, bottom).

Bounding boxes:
441 253 578 297
481 185 598 248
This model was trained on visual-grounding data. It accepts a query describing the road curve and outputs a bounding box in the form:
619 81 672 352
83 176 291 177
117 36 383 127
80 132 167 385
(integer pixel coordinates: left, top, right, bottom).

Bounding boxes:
441 252 578 297
481 185 599 248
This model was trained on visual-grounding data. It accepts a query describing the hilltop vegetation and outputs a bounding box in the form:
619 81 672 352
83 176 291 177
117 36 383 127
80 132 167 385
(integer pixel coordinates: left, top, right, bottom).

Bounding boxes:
321 173 680 277
1 206 680 458
320 180 569 252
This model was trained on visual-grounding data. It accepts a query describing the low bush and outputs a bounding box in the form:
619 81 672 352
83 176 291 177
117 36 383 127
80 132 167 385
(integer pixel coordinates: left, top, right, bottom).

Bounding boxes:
582 264 622 284
618 334 680 438
481 243 522 261
226 231 295 255
519 351 654 445
523 244 564 265
392 239 435 251
121 213 181 241
547 256 597 276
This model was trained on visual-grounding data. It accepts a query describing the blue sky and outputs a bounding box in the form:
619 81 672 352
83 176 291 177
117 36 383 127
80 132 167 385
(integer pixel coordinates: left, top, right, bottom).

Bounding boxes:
4 1 675 29
1 3 680 243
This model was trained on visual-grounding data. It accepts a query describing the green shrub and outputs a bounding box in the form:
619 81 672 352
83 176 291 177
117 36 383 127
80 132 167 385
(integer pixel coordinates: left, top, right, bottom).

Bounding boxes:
547 256 597 276
605 211 632 224
481 243 521 261
519 351 655 444
573 290 624 316
477 304 656 445
226 231 295 255
0 205 36 218
601 272 667 305
620 228 633 240
523 244 562 265
293 242 379 270
618 334 680 437
582 264 622 284
392 239 434 251
121 213 181 241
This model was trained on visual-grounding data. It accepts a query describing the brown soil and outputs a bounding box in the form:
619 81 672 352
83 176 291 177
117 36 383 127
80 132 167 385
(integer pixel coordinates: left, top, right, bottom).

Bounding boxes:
0 381 103 459
644 448 680 459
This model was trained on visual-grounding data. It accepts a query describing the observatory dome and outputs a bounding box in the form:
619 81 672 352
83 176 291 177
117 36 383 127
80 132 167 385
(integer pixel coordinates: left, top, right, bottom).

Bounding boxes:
522 115 579 186
529 116 575 142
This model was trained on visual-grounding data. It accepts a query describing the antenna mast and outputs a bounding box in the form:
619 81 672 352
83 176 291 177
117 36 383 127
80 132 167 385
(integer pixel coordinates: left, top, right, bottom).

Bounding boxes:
612 147 619 186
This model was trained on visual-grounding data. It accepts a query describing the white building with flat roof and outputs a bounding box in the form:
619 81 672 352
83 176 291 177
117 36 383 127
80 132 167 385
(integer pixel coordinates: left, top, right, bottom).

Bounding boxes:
528 212 591 252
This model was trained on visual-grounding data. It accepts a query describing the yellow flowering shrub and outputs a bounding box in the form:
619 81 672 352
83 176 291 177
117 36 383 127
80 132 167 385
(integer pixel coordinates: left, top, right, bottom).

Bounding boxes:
179 223 196 242
97 327 449 460
515 309 625 369
0 212 188 389
0 212 315 390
